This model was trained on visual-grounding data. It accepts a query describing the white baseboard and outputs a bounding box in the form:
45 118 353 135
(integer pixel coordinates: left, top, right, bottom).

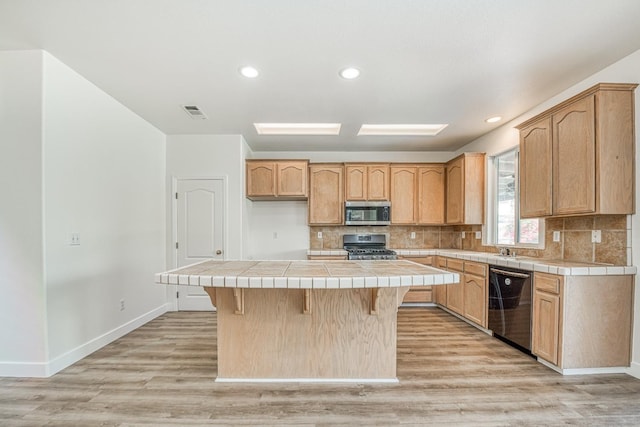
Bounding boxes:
215 377 399 384
537 357 630 376
0 303 170 378
628 361 640 379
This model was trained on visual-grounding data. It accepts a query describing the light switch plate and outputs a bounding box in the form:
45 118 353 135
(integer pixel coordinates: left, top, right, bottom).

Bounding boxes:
317 232 323 239
592 230 602 243
553 231 561 242
475 231 482 239
410 232 416 239
461 231 466 239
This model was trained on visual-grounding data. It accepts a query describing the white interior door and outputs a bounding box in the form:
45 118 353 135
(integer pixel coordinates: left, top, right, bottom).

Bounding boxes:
175 178 224 311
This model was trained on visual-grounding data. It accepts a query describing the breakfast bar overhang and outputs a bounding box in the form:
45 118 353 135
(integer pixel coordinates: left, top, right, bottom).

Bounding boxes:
156 260 458 382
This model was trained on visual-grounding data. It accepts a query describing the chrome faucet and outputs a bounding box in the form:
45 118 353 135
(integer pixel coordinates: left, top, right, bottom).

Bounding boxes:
498 247 517 257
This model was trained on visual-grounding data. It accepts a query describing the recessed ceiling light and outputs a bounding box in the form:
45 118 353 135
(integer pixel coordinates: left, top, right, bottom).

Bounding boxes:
485 116 502 123
254 123 341 135
239 66 259 78
339 67 360 79
357 124 448 136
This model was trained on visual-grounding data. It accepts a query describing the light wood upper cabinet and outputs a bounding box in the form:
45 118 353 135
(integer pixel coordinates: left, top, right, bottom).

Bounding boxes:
246 160 308 200
519 117 553 218
390 166 418 224
417 165 445 224
445 153 485 225
553 95 596 215
345 164 389 201
517 83 637 217
390 164 445 225
308 164 344 225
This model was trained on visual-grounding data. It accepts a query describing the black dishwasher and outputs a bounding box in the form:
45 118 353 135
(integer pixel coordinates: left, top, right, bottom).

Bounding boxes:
488 265 532 354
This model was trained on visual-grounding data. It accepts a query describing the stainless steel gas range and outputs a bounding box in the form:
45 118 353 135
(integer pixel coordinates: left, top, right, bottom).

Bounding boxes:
343 234 397 260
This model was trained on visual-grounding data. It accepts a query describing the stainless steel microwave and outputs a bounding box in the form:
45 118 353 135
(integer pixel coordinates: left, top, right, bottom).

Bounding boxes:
344 201 391 225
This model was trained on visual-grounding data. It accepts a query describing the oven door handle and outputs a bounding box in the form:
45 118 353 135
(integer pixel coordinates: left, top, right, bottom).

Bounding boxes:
490 268 530 279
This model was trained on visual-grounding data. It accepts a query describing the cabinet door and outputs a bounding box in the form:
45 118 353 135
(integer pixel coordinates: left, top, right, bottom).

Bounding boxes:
446 156 464 224
277 161 307 197
345 165 367 200
390 166 417 224
532 290 560 365
417 165 445 224
308 164 344 225
552 95 596 215
446 280 464 315
463 273 487 328
246 161 276 198
520 118 552 218
367 165 390 200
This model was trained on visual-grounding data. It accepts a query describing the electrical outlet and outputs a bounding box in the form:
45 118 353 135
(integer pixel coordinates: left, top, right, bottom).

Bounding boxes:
120 299 125 311
475 231 482 239
553 231 561 242
317 232 323 239
69 232 80 246
461 231 466 239
592 230 602 243
410 232 416 239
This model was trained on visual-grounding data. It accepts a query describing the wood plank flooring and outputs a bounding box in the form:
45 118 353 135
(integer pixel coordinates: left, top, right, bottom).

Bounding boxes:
1 307 640 426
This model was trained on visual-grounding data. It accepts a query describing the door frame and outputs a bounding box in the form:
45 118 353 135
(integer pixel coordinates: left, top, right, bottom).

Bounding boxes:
170 175 229 311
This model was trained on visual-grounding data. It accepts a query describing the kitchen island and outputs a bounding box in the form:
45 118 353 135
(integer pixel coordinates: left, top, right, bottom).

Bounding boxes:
156 260 458 382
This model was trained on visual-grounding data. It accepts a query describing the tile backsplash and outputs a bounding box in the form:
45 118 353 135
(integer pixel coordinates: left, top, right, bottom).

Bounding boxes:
310 215 631 266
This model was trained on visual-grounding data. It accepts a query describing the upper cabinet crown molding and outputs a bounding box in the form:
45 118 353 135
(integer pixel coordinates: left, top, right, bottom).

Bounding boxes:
517 83 638 218
246 160 309 201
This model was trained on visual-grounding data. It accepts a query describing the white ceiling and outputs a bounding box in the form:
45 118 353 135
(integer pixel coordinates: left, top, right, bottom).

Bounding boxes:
2 0 640 152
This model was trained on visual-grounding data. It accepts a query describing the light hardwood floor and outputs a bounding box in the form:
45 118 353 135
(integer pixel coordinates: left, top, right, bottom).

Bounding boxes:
2 307 640 426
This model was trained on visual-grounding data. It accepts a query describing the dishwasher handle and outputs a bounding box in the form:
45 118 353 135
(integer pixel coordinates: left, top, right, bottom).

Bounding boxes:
490 268 530 279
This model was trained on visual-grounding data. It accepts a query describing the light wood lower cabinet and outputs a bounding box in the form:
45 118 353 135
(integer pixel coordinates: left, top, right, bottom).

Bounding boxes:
532 272 633 369
435 257 487 329
399 256 433 303
434 257 448 305
444 259 464 316
462 261 488 328
532 276 561 365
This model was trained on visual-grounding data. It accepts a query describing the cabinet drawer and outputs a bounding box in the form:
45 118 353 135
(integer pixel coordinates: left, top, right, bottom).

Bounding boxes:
446 258 464 272
464 261 487 277
534 272 562 294
437 257 447 268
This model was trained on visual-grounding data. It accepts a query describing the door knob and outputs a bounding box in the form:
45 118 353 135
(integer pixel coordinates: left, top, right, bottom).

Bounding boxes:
216 250 222 255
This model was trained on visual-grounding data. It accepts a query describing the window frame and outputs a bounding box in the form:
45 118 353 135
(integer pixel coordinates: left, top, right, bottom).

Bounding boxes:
486 147 545 249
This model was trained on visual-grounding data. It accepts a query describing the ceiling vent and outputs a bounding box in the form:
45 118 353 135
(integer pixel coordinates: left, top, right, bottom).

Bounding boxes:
182 105 208 120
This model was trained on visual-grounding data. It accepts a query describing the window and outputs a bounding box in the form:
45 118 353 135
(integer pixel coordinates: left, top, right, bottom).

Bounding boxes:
493 148 542 246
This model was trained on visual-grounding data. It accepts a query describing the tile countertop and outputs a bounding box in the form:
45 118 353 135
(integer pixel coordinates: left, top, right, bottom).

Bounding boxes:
156 260 460 289
306 249 637 276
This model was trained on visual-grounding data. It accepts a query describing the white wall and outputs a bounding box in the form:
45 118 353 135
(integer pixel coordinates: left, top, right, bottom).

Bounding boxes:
460 48 640 379
0 50 167 377
42 52 167 370
166 134 246 263
0 50 48 373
